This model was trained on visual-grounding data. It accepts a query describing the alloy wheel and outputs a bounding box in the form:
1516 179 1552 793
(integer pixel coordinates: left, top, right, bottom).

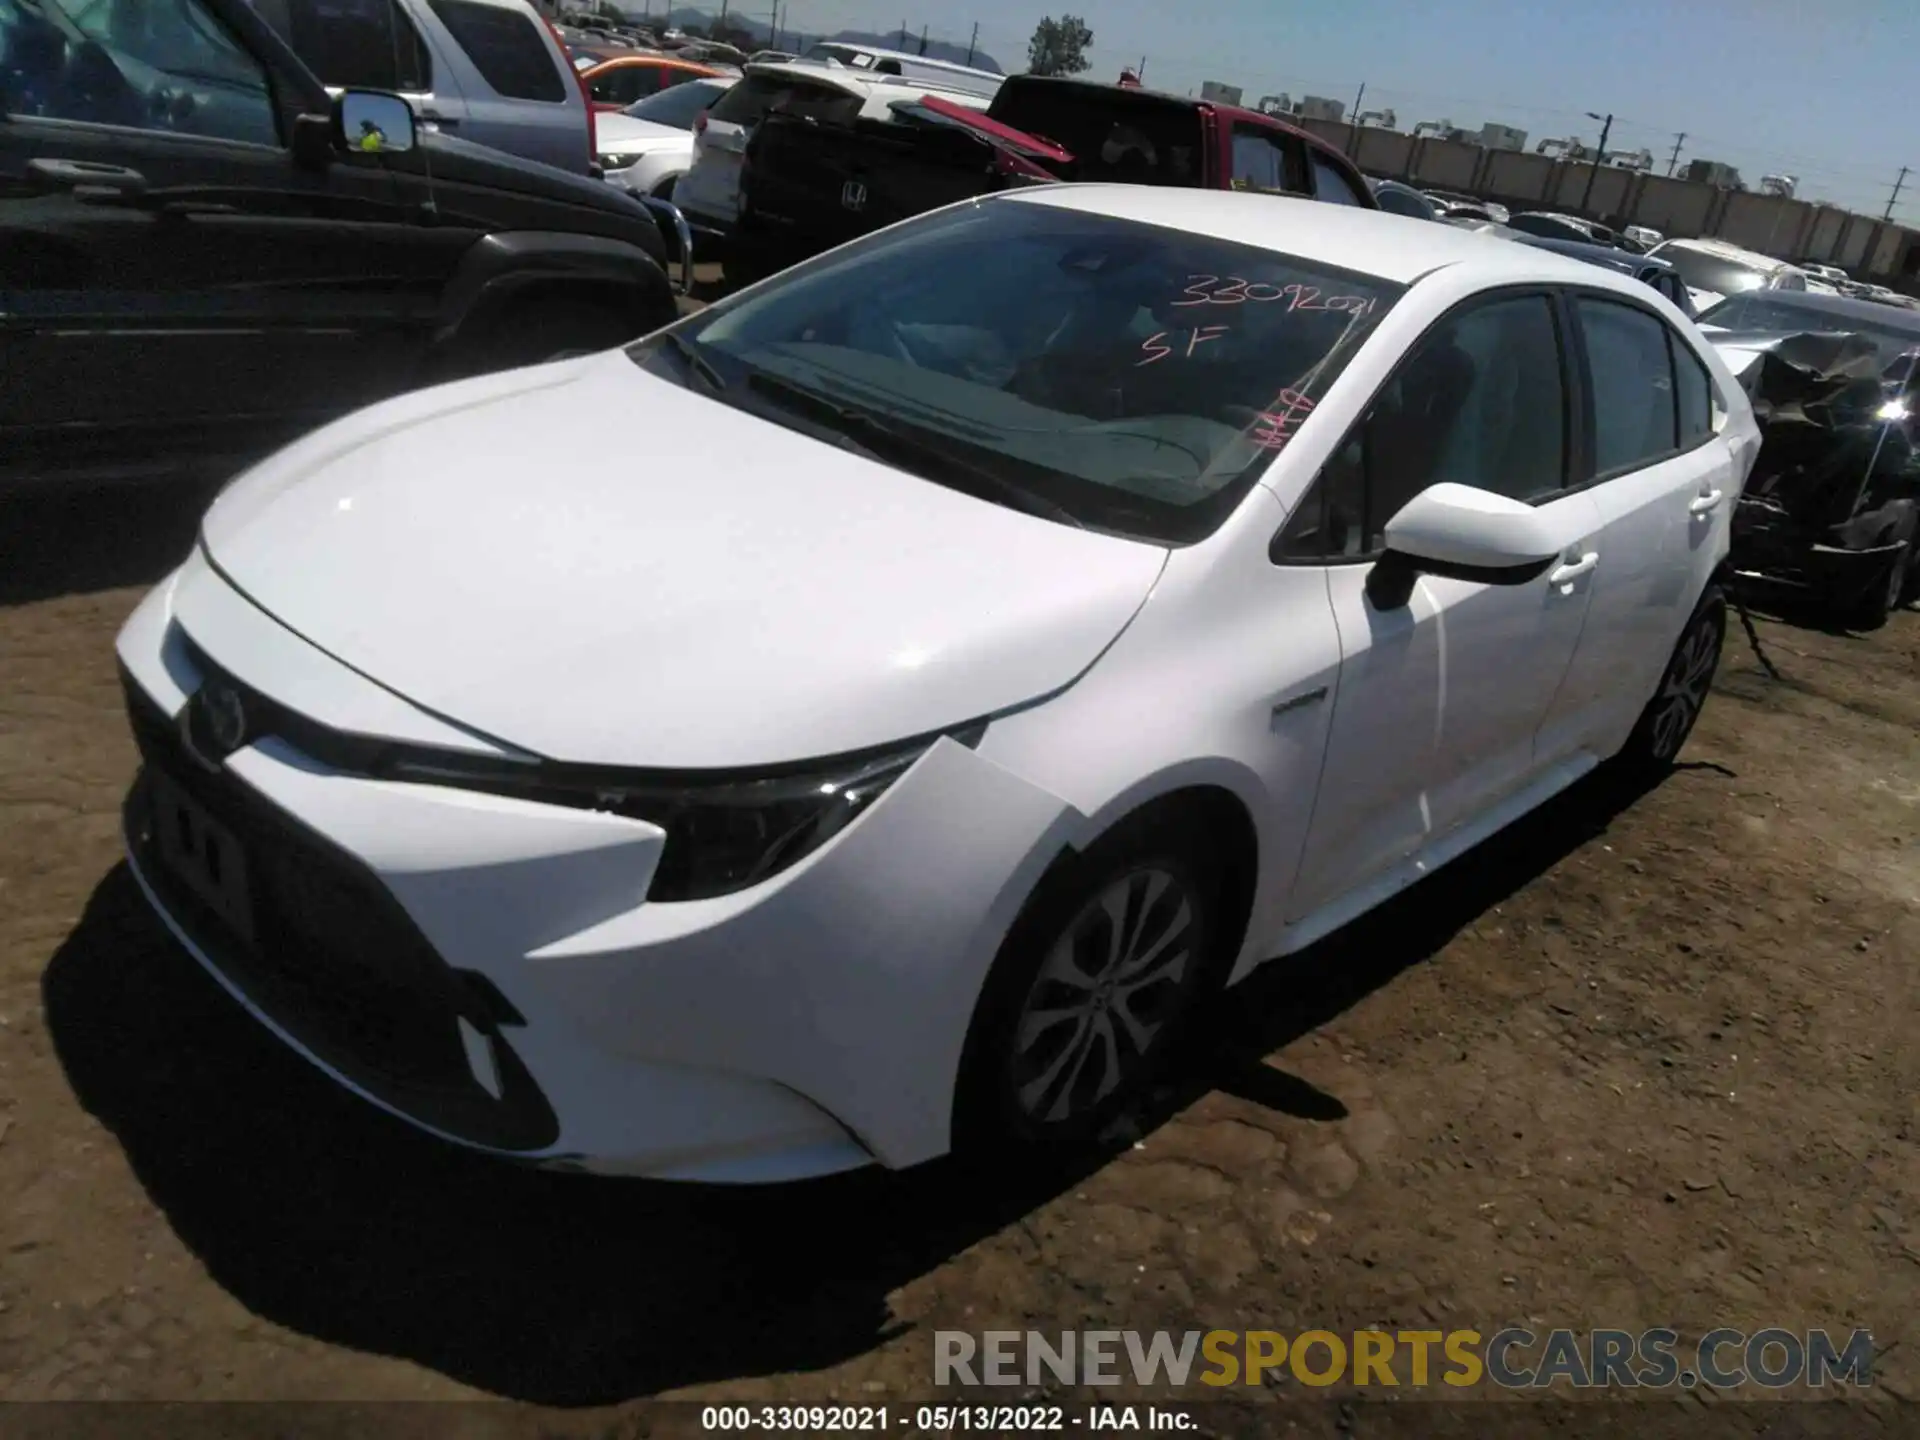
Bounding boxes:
1007 865 1198 1126
1649 611 1722 760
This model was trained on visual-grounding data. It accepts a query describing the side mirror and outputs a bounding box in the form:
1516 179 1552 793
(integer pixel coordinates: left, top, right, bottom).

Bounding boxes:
332 90 418 155
1381 482 1565 571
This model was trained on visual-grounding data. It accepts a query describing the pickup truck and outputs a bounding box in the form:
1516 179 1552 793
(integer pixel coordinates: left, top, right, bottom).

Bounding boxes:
729 74 1377 286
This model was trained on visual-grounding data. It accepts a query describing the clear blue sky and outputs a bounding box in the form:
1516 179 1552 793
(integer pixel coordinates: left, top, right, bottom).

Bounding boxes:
774 0 1917 223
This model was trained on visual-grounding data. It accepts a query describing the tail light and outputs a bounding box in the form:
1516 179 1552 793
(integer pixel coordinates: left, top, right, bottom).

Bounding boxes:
544 17 598 162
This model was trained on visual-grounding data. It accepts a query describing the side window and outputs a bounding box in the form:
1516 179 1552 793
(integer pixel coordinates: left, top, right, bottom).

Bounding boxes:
1229 125 1300 194
427 0 566 102
1275 295 1569 560
590 65 654 104
1575 296 1679 475
258 0 432 92
1 0 278 145
1668 330 1714 446
1308 151 1367 207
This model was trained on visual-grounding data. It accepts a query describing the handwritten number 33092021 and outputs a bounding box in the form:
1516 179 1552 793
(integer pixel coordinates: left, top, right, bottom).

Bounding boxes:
1137 276 1374 368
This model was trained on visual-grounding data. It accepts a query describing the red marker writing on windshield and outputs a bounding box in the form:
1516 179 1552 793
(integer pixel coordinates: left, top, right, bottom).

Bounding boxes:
1138 325 1230 365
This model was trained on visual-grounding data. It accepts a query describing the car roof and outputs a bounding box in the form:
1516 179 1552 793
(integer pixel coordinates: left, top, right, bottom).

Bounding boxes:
1515 235 1675 273
805 41 1003 80
586 54 720 71
996 75 1347 158
1000 184 1637 287
1708 287 1920 334
741 57 991 103
1657 236 1798 270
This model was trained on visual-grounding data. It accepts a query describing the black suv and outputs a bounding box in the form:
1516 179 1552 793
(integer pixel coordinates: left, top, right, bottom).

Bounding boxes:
0 0 690 490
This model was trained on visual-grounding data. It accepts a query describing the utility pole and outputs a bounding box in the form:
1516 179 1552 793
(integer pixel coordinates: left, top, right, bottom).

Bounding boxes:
1579 110 1613 215
1349 80 1364 123
917 22 927 54
964 20 978 64
1664 131 1686 177
1136 54 1146 82
1886 166 1910 221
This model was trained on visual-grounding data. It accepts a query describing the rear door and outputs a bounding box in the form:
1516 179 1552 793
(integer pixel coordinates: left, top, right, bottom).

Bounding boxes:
415 0 585 173
248 0 471 140
0 0 433 489
1536 290 1737 764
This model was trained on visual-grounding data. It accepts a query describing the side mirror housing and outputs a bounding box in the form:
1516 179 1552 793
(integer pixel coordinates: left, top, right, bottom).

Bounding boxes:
332 90 418 156
1382 482 1564 570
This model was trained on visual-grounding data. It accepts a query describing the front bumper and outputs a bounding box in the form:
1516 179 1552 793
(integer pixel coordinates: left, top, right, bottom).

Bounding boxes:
114 561 1075 1179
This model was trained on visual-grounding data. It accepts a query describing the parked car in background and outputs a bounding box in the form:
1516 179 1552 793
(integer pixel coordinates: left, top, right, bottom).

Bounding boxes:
749 49 798 64
729 74 1378 283
1649 237 1811 312
1623 224 1664 250
581 52 724 111
1801 262 1851 288
1368 178 1440 221
799 42 1003 98
116 189 1756 1180
0 0 682 492
675 41 749 68
1440 218 1528 240
1508 237 1697 317
1423 189 1509 223
1507 211 1618 247
597 75 737 198
673 59 998 257
246 0 597 174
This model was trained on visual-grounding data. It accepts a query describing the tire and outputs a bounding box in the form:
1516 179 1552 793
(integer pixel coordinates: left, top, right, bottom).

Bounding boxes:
650 175 679 202
953 813 1228 1162
1615 584 1727 777
1895 538 1920 612
1839 541 1910 632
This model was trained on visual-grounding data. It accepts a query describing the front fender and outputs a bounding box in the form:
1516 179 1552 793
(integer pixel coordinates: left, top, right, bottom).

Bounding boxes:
431 231 677 351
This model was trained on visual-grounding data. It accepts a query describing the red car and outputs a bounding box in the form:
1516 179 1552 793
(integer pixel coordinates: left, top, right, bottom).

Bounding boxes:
581 55 728 113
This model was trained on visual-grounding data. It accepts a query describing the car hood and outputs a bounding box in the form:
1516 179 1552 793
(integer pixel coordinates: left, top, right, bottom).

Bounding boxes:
200 352 1168 769
596 115 694 153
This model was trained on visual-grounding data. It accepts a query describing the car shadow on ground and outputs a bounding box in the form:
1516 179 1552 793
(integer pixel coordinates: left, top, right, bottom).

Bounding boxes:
42 761 1705 1406
0 481 224 608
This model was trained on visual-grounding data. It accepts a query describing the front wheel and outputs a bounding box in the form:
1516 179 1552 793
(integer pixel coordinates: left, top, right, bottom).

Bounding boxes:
1616 584 1727 776
954 820 1224 1160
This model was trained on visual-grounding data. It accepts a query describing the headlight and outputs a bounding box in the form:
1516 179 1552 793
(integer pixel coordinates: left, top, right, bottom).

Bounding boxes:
382 721 987 902
599 152 644 169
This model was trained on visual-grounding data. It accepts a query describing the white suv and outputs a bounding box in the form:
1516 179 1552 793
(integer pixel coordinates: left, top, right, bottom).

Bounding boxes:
673 59 996 254
1648 237 1814 313
248 0 595 174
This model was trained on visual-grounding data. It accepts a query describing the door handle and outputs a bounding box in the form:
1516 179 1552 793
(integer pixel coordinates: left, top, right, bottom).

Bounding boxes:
416 107 459 127
26 157 147 202
1689 488 1724 516
1548 552 1599 588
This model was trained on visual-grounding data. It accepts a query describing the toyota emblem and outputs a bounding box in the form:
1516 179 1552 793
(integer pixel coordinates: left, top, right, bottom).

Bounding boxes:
181 680 250 771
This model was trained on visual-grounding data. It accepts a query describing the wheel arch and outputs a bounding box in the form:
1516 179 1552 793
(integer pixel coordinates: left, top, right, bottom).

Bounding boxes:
427 231 677 364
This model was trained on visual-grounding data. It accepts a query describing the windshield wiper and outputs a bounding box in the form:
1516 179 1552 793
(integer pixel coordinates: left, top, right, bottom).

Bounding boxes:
656 330 727 393
744 370 1088 530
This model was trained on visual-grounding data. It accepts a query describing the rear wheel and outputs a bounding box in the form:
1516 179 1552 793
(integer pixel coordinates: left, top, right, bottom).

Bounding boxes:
954 817 1225 1160
1843 540 1911 631
1615 584 1726 777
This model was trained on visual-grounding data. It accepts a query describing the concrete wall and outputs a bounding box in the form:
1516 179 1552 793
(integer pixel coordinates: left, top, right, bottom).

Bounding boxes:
1804 206 1848 264
1312 120 1920 278
1408 137 1480 190
1482 149 1555 206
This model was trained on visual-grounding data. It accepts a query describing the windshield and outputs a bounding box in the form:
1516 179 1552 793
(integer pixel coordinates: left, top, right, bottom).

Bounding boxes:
1697 293 1920 365
1655 246 1791 298
628 200 1402 545
707 71 861 128
625 76 731 126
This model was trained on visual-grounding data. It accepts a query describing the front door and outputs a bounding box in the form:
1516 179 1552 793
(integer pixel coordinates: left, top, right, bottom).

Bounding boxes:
0 0 436 487
1275 290 1601 920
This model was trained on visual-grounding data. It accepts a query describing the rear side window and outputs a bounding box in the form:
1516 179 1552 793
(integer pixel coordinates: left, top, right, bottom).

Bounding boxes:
427 0 566 101
1576 296 1678 475
256 0 432 91
709 75 859 128
1309 151 1367 206
1229 125 1301 194
590 63 661 104
1669 332 1714 446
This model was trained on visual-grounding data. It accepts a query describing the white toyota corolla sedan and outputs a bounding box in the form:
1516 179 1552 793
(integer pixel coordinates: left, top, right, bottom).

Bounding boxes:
118 187 1762 1182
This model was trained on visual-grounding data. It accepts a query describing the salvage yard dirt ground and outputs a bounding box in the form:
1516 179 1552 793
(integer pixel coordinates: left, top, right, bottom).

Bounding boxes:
1 472 1915 1430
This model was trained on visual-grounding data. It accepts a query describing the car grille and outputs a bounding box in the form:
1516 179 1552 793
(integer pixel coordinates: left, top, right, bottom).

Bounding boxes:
121 668 561 1153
